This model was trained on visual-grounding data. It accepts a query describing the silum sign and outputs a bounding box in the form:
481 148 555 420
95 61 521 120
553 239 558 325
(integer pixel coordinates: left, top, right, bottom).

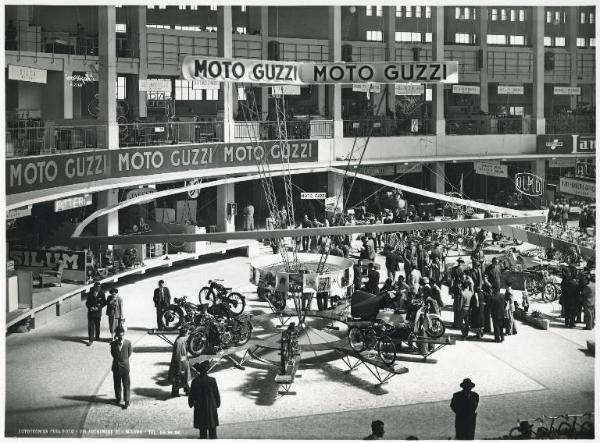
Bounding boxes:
515 173 544 197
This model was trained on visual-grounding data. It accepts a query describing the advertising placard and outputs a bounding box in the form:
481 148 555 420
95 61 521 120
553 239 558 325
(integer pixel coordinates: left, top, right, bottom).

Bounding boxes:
192 79 220 90
394 83 423 95
452 84 480 95
301 192 326 199
575 159 596 180
559 177 595 199
8 64 47 84
353 83 381 93
498 85 524 95
553 86 581 95
272 85 301 95
474 162 508 178
181 56 459 84
576 135 596 153
124 188 157 200
396 163 423 174
515 173 544 197
139 79 172 92
549 158 577 168
7 206 32 219
8 248 87 282
359 165 396 176
54 194 93 212
536 135 574 154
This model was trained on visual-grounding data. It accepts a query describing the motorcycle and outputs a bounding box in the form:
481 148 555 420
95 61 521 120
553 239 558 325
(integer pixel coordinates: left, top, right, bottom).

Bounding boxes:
160 296 203 330
198 279 246 316
411 298 445 338
187 312 253 357
257 282 287 312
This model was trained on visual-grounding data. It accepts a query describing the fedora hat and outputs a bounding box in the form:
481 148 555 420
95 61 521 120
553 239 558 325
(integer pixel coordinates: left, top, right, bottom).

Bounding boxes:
460 378 475 389
109 288 118 294
519 421 534 432
193 360 210 374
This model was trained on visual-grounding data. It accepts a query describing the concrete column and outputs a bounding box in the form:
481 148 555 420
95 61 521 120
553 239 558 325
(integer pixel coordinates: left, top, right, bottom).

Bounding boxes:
98 6 119 149
432 6 445 136
384 6 396 116
218 6 234 142
217 183 235 233
479 7 489 113
430 162 445 194
532 159 546 206
532 6 545 134
260 7 269 120
63 69 73 119
327 171 344 214
328 6 343 137
97 189 119 240
567 7 578 109
318 84 326 116
127 6 148 118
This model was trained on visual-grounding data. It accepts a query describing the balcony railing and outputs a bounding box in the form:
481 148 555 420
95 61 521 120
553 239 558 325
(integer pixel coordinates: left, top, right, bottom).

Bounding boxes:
234 120 333 140
446 116 535 135
118 121 224 147
545 115 595 135
343 118 434 137
6 125 107 157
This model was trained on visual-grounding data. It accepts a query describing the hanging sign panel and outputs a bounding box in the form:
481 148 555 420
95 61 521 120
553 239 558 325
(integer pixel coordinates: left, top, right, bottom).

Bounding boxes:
515 173 544 197
301 192 326 199
553 86 581 95
559 177 595 199
54 194 93 212
549 158 577 168
452 84 480 95
7 206 32 220
395 83 423 95
352 83 382 93
474 162 508 178
396 163 423 174
498 85 524 95
575 159 596 180
139 79 172 92
272 85 302 95
181 56 459 84
8 64 47 84
192 79 220 90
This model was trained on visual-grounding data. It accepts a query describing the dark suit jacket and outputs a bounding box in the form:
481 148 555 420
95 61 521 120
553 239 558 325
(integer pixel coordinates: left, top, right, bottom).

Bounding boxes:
560 279 579 307
188 374 221 429
110 338 132 374
451 390 479 420
489 292 506 319
153 287 171 308
86 290 106 318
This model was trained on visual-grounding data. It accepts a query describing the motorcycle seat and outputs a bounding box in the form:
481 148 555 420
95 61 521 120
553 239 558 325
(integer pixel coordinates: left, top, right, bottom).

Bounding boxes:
222 287 232 291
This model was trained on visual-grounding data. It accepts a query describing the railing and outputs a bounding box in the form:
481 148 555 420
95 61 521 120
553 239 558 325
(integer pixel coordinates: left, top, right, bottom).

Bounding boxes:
6 125 107 157
446 116 535 135
234 120 333 140
546 115 596 135
343 118 434 137
117 121 224 147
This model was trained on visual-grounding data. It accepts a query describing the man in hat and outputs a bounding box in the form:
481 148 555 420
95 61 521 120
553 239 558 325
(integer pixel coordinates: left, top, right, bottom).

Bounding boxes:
450 259 465 328
86 282 106 346
153 280 171 329
106 288 124 339
364 420 385 440
485 257 504 292
450 378 479 440
366 263 380 295
189 360 221 439
515 421 535 439
110 327 132 409
169 328 190 397
489 288 506 342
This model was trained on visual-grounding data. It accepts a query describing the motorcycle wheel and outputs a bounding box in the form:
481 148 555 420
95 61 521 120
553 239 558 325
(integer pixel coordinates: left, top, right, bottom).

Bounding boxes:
198 287 211 304
187 330 209 357
348 327 366 352
524 277 537 295
160 306 184 331
234 319 253 346
227 292 246 316
377 335 396 365
268 291 287 312
543 283 558 302
426 317 446 338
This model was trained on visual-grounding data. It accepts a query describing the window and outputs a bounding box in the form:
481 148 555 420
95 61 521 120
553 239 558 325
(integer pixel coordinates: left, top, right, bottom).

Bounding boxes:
179 5 185 9
509 106 524 116
405 6 412 18
415 7 421 18
576 37 586 47
455 33 471 44
236 27 247 34
366 30 383 41
580 12 586 24
544 37 552 46
455 7 461 19
425 32 432 42
590 38 596 46
376 6 382 16
473 8 476 20
237 87 246 101
411 32 421 42
554 36 566 46
117 76 126 100
425 6 431 18
554 11 560 23
491 9 498 21
395 31 412 42
546 11 551 23
206 89 218 100
464 8 470 19
510 35 525 45
590 12 595 24
241 5 246 12
519 10 525 21
395 6 402 17
115 23 127 33
501 9 507 20
366 6 373 16
487 34 507 45
210 5 217 11
205 26 217 32
175 80 203 100
510 9 516 21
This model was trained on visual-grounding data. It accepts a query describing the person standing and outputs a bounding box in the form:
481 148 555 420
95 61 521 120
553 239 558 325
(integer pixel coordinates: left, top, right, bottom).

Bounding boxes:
106 288 124 339
110 327 132 409
153 280 171 329
86 282 106 346
489 289 506 342
450 378 479 440
469 288 484 339
189 361 221 439
169 328 191 397
580 275 595 330
384 246 400 282
459 279 474 339
504 283 516 336
481 276 493 335
242 203 254 231
301 214 312 252
450 259 465 328
485 257 504 292
364 420 385 440
561 200 570 230
366 263 380 295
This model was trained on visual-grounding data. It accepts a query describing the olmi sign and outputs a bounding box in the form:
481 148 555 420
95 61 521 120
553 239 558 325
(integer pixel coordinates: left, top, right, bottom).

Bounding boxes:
515 173 544 197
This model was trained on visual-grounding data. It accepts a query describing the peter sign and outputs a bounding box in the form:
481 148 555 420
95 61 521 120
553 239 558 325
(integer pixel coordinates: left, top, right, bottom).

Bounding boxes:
182 57 459 84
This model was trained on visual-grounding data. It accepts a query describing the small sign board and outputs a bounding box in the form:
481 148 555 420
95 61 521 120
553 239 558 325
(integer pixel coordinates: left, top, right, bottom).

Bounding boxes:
353 83 381 93
55 194 93 212
474 161 508 178
395 83 423 95
553 86 581 95
7 206 32 219
139 79 172 92
396 163 423 174
301 192 326 200
271 85 301 96
8 64 47 84
498 85 524 95
549 158 577 168
452 84 480 95
192 79 220 90
515 173 544 197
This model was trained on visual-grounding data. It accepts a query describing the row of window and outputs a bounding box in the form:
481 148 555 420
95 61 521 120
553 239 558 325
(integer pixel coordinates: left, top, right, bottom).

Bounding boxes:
146 24 252 33
490 8 525 22
579 11 595 24
366 31 433 42
149 5 246 11
455 8 477 20
365 6 433 18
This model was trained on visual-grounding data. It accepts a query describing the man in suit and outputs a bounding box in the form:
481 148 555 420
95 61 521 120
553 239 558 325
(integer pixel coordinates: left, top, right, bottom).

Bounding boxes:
366 263 380 295
110 327 132 409
153 280 171 329
485 257 504 292
489 289 506 342
450 378 479 440
580 275 595 330
86 282 106 346
560 269 580 328
106 288 124 339
189 361 221 439
450 259 465 328
169 328 190 397
364 420 385 440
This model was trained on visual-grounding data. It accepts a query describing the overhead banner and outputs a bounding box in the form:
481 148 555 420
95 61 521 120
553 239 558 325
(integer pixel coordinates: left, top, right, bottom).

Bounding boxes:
54 194 93 212
395 83 423 95
396 163 423 174
452 84 480 95
559 177 595 199
272 85 301 95
576 135 595 153
181 56 459 84
139 79 172 92
301 192 326 199
553 86 581 95
192 79 220 90
536 135 574 154
8 64 47 84
474 161 508 178
353 83 382 93
549 158 577 168
498 85 524 95
7 206 32 219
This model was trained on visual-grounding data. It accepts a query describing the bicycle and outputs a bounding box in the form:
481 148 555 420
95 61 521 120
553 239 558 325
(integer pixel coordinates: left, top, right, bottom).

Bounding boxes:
508 417 540 439
348 320 397 365
198 279 246 316
559 413 594 438
535 414 571 439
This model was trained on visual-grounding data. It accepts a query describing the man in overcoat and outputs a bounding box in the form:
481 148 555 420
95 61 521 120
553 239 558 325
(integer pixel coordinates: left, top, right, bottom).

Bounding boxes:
153 280 171 329
450 378 479 440
560 268 580 328
169 328 190 397
86 282 106 346
189 361 221 439
489 289 506 342
110 327 132 409
106 288 124 339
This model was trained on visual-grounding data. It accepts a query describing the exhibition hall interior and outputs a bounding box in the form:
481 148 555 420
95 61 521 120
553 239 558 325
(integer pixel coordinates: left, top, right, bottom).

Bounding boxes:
3 2 596 440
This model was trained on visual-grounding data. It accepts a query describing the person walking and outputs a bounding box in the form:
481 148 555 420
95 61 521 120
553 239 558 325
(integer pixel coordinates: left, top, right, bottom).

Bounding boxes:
469 289 484 339
384 246 400 281
580 275 595 330
110 327 132 409
242 203 254 231
459 278 474 338
481 276 493 334
489 289 506 342
106 288 124 339
364 420 385 440
86 282 106 346
504 283 516 336
169 328 191 397
450 378 479 440
153 280 171 329
188 361 221 439
560 269 579 328
366 263 380 295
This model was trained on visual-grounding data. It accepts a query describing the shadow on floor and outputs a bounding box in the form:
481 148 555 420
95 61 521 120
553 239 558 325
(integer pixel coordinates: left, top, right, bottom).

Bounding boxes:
52 336 90 345
62 394 116 405
133 387 173 401
133 346 172 353
318 362 389 395
237 366 280 406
